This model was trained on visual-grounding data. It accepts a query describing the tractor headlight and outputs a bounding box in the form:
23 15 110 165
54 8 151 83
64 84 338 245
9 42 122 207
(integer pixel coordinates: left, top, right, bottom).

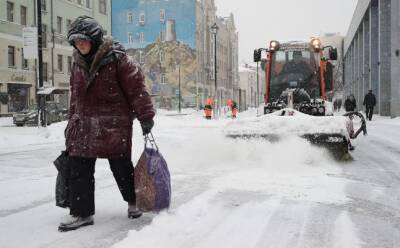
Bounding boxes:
310 38 321 52
270 40 280 51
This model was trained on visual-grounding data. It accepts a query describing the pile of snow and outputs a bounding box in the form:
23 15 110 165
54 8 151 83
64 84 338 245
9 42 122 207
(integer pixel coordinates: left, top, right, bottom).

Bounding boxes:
225 108 350 138
0 121 67 152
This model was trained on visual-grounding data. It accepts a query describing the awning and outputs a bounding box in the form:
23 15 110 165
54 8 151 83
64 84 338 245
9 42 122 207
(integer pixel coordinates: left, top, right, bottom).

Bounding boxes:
37 87 69 95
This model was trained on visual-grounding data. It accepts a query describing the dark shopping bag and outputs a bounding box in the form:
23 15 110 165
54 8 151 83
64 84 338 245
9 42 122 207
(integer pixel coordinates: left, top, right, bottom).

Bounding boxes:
53 151 71 208
134 133 171 212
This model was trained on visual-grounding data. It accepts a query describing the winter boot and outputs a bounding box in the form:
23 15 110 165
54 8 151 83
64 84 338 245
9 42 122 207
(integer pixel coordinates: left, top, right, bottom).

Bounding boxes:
128 202 142 219
58 215 94 232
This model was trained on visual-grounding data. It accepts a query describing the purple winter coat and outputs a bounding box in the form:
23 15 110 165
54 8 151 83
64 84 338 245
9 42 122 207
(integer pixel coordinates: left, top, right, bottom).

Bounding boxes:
65 38 155 159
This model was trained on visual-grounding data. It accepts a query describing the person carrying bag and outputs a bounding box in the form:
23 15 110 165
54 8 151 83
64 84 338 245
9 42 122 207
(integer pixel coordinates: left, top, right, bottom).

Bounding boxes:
134 133 171 212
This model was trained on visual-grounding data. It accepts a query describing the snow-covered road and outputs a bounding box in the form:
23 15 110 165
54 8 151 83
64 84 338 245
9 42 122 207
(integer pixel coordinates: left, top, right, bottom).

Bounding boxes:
0 111 399 248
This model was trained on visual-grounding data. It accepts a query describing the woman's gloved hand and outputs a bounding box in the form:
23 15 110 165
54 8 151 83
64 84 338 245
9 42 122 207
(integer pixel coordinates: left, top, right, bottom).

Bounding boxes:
140 119 154 135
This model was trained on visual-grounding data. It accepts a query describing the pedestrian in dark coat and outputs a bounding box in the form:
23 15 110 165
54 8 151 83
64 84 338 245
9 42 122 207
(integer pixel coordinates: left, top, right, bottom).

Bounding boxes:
337 98 343 112
59 16 155 232
333 99 338 112
363 90 376 121
344 94 357 112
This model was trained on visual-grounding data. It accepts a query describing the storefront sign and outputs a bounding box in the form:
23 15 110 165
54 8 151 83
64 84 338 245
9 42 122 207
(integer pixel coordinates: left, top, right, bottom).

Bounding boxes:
11 74 27 82
23 27 38 59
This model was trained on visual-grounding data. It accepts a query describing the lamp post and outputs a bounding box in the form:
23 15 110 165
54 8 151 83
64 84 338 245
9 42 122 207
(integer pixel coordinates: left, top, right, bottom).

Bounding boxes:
178 64 181 113
36 0 45 126
211 22 218 117
256 61 259 106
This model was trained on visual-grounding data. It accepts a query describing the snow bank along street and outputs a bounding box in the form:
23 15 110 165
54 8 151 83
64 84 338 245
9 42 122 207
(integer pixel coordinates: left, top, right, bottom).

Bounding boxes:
0 110 399 248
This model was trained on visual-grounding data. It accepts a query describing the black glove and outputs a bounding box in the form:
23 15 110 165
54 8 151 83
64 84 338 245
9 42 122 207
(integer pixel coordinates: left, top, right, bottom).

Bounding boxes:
140 119 154 135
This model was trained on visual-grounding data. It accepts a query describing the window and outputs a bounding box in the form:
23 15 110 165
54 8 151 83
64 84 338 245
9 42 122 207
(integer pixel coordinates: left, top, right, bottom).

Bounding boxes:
66 19 72 31
20 6 27 26
139 32 144 43
160 31 165 42
42 24 47 48
86 0 91 8
57 16 62 34
161 74 166 84
21 48 28 69
41 0 46 11
159 50 165 63
8 46 15 67
139 51 144 64
7 1 14 22
99 0 107 14
139 12 145 25
67 56 72 73
127 12 133 23
160 9 165 22
128 32 133 44
57 55 63 72
43 62 48 82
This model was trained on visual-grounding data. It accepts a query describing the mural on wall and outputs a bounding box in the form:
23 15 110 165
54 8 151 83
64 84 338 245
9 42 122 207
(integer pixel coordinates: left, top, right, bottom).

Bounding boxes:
113 0 199 109
127 40 197 109
125 16 198 109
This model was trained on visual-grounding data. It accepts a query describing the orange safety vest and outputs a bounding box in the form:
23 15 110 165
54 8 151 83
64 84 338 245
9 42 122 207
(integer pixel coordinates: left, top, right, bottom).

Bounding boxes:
232 107 238 117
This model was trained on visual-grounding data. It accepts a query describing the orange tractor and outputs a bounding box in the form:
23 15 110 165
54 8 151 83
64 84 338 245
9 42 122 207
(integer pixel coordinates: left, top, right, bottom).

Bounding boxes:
227 38 367 159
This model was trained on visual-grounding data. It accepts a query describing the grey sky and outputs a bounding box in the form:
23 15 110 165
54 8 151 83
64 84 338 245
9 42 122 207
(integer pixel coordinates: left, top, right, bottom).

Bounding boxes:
215 0 358 62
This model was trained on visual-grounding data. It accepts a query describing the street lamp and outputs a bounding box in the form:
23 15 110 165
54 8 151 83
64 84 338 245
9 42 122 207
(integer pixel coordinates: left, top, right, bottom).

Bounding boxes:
211 22 218 117
178 63 181 113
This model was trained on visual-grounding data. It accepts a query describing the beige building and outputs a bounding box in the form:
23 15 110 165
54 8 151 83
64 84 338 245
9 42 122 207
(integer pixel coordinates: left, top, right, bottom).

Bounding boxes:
195 0 239 108
238 64 258 109
0 0 111 116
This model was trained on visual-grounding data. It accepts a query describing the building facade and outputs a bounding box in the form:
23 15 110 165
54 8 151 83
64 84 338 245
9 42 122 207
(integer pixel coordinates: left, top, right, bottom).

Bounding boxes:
320 33 345 100
111 0 239 110
0 0 111 116
343 0 400 117
238 63 266 110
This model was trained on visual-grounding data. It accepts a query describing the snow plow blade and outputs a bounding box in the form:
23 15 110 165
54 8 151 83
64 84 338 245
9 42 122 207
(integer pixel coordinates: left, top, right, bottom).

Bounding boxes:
226 132 350 160
302 133 350 160
224 109 355 160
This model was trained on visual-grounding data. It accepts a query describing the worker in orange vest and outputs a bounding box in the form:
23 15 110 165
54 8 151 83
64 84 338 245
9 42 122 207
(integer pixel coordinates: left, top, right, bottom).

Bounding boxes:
231 101 238 118
227 99 238 118
204 97 213 120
